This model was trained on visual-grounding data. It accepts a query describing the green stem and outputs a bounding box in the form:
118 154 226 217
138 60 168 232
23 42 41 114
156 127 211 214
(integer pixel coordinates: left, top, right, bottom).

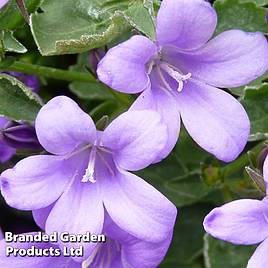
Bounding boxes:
4 61 96 83
4 61 132 107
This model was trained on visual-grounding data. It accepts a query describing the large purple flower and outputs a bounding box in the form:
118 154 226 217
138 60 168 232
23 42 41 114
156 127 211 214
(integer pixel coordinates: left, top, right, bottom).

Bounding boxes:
203 155 268 267
97 0 268 162
0 96 177 260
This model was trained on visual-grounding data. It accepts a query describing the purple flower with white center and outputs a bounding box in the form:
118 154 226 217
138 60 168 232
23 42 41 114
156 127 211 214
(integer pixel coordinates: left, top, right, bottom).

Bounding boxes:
203 155 268 267
97 0 268 162
0 96 177 260
0 232 80 268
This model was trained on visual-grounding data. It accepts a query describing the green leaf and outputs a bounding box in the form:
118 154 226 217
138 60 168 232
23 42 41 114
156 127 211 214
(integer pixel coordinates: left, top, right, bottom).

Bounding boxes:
214 0 268 35
0 0 43 30
138 130 213 207
69 53 114 101
30 0 155 56
241 85 268 141
0 74 42 122
239 0 268 6
124 1 155 40
160 204 213 267
231 71 268 97
245 166 266 195
2 30 27 53
204 234 255 268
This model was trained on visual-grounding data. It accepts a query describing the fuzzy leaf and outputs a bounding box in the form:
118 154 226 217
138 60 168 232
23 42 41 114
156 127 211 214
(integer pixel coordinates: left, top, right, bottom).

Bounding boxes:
30 0 155 56
0 74 42 122
0 0 42 30
214 0 268 35
241 85 268 141
2 30 27 53
204 234 255 268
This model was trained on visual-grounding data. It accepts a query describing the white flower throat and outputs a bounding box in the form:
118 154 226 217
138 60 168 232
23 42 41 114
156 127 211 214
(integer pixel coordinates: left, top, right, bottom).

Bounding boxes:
82 146 97 183
81 144 114 184
147 53 191 93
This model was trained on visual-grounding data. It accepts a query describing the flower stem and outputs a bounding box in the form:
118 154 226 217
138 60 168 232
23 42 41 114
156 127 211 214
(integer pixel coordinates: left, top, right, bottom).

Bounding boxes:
3 60 132 106
4 61 96 83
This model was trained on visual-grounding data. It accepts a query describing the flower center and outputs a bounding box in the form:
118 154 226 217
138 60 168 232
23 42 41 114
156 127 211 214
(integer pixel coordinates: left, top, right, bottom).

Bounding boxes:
147 53 191 93
82 146 97 183
159 63 191 92
82 145 114 184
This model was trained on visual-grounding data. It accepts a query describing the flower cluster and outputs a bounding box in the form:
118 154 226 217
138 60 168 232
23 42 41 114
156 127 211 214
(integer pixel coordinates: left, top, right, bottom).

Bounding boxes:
0 0 268 267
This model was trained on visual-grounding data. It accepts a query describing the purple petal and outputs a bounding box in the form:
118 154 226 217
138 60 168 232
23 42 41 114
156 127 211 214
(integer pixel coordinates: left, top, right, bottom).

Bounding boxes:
104 214 173 268
36 96 96 155
102 110 168 170
0 141 15 163
156 0 217 50
122 235 172 268
45 178 104 260
102 169 177 243
97 35 157 93
176 80 249 162
0 117 9 128
0 233 79 268
204 199 268 245
130 70 180 162
263 155 268 184
248 238 268 268
32 204 54 230
0 155 72 210
0 0 8 9
165 30 268 88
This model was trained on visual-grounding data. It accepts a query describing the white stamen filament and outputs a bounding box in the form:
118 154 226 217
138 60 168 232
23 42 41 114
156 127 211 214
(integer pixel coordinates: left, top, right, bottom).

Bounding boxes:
82 244 101 268
147 60 155 75
82 146 97 183
156 65 173 92
160 63 191 92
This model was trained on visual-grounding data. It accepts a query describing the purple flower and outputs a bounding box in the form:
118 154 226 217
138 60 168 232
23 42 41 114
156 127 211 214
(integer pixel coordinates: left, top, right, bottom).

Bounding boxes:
0 232 80 268
0 117 42 163
203 155 268 267
0 118 16 163
97 0 268 162
0 96 177 260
